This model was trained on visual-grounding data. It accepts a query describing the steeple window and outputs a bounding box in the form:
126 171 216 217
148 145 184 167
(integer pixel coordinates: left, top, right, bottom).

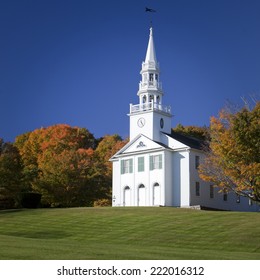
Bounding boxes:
149 73 154 81
155 74 158 81
156 95 160 104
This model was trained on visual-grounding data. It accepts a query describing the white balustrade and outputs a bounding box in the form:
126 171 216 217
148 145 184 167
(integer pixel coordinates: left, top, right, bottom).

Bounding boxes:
130 101 171 115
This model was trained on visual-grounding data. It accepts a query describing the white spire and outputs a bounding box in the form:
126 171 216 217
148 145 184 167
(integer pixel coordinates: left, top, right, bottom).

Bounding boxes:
145 27 157 63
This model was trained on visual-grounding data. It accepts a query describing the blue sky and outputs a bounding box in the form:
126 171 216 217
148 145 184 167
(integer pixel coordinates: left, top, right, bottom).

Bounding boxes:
1 0 260 142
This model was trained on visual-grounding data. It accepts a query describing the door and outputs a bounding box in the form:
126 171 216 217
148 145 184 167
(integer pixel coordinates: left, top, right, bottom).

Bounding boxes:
124 186 131 206
153 183 160 206
138 184 146 206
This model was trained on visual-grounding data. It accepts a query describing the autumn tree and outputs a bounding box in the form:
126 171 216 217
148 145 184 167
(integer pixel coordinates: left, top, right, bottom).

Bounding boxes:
15 124 97 206
199 102 260 202
173 124 210 141
94 135 128 177
93 135 128 204
0 139 23 208
12 125 128 207
37 148 96 206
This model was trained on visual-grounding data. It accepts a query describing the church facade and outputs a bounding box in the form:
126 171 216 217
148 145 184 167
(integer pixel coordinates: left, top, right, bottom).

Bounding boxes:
110 28 259 212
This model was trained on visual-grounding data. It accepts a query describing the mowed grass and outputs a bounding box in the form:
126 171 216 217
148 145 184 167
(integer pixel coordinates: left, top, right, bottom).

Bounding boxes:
0 207 259 260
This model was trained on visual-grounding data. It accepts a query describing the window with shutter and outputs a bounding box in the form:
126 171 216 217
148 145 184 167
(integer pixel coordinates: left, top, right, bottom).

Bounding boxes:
149 154 162 170
121 159 133 174
138 157 144 172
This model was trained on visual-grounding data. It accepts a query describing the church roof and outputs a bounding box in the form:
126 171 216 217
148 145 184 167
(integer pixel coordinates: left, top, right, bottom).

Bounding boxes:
110 132 205 161
163 131 205 150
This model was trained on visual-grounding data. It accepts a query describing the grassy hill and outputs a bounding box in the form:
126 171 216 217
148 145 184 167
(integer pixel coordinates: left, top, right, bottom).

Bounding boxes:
0 207 259 260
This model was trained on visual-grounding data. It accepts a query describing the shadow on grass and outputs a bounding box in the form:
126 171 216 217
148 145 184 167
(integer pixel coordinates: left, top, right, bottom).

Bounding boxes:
2 230 71 239
0 209 25 215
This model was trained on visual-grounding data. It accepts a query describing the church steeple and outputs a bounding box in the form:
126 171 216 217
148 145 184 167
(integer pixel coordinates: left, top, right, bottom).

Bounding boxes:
137 27 164 106
128 27 172 142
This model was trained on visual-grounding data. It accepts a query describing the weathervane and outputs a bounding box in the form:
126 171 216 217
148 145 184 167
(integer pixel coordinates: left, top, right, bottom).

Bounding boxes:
145 6 156 27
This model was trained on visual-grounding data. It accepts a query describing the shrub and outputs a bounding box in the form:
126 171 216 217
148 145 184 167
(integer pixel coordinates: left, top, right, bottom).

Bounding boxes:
20 192 42 208
93 198 111 207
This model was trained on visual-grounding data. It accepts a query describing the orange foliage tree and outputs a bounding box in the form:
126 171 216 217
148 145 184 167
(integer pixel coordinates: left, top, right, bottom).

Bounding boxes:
94 135 128 177
199 102 260 202
14 125 128 207
15 124 98 206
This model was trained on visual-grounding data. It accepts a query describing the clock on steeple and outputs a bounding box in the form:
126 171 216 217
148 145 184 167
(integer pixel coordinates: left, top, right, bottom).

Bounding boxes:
128 27 172 142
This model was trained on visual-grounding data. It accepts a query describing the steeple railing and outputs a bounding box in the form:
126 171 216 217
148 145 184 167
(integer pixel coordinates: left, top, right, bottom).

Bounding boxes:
130 101 171 115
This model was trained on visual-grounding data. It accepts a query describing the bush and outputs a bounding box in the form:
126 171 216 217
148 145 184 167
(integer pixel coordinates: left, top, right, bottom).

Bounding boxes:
93 198 111 207
20 192 42 208
0 196 16 210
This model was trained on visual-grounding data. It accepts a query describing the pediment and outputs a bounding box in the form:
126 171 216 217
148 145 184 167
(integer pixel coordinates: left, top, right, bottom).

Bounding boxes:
110 134 165 160
124 135 163 153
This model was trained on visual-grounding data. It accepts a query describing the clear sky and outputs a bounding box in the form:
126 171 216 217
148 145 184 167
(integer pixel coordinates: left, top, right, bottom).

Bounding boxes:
1 0 260 142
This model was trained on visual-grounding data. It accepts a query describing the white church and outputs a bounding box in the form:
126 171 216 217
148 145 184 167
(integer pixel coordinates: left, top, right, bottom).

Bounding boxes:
110 27 259 212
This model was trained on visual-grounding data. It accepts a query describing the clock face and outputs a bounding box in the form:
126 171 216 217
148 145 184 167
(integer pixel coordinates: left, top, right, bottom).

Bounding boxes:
160 118 164 129
137 117 145 128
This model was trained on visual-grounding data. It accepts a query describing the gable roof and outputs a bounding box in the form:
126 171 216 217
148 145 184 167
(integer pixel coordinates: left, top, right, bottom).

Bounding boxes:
110 131 205 162
164 131 205 150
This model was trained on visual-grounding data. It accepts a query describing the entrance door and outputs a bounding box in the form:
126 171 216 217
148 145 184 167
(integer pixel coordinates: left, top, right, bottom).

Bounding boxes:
138 184 146 206
124 186 131 206
153 183 160 206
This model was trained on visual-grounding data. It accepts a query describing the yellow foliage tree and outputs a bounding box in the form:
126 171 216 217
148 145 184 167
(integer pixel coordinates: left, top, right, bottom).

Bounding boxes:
199 102 260 202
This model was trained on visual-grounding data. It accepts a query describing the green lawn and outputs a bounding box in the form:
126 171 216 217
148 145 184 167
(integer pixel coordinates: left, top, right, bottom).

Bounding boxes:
0 207 259 260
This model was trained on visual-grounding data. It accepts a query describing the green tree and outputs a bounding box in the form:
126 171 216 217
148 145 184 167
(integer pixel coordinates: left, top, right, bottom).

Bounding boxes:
0 139 23 208
199 102 260 202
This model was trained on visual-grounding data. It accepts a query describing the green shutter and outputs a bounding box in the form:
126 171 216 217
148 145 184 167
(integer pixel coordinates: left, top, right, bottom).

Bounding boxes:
150 156 153 170
159 154 162 169
129 159 133 173
121 160 124 174
138 157 144 172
